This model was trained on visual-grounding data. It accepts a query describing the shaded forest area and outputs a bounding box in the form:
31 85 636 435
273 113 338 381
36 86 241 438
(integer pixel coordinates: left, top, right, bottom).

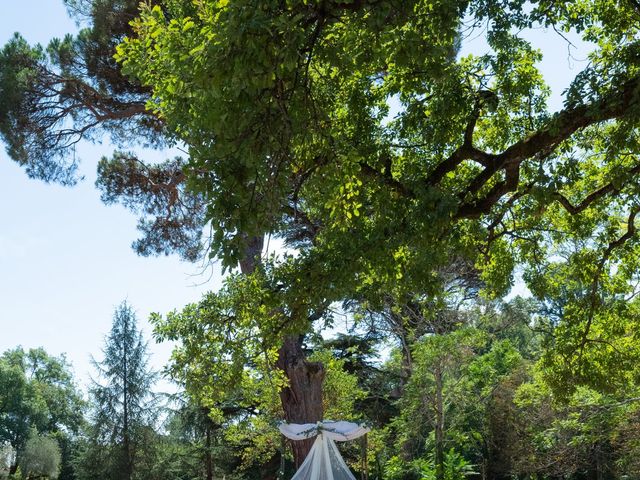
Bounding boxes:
4 0 640 479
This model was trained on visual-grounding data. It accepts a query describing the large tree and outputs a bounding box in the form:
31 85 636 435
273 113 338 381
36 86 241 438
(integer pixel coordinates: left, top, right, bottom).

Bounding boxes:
116 0 640 447
115 0 640 387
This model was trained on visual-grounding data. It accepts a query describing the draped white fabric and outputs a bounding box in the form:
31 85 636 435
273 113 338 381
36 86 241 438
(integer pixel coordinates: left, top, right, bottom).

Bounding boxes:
279 421 370 480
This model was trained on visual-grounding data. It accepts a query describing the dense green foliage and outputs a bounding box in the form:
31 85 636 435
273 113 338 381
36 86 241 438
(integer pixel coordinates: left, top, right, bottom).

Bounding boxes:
7 296 640 479
112 0 640 398
0 348 84 479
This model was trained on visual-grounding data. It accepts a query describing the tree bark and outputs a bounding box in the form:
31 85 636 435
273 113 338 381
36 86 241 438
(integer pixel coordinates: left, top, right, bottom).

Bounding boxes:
238 235 325 468
239 234 265 275
276 335 325 468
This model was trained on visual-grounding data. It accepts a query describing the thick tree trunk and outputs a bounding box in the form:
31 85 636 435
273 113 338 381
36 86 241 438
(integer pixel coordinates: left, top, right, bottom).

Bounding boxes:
276 335 325 468
238 235 325 468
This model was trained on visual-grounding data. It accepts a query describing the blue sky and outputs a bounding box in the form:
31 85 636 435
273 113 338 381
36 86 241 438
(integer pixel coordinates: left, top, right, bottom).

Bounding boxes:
0 1 591 388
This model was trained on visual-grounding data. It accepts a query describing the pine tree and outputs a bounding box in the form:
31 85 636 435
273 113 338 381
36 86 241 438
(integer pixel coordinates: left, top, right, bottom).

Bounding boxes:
77 301 158 480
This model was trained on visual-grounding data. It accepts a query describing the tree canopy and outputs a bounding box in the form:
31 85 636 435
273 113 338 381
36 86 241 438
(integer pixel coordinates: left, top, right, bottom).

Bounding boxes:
4 1 640 392
111 0 640 395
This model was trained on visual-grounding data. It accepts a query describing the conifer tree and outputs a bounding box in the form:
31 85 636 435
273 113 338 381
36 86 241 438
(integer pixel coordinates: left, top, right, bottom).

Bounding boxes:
77 301 158 480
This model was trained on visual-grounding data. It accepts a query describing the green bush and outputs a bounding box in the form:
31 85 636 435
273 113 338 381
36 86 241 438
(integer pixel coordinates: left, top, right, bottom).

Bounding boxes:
19 435 61 480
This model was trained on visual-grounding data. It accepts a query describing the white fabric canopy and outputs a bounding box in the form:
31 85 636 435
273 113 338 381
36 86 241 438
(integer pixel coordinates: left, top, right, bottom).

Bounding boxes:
279 421 370 480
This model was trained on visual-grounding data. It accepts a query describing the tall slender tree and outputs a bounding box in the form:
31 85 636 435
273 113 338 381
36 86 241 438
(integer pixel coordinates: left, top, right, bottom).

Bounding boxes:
78 301 158 480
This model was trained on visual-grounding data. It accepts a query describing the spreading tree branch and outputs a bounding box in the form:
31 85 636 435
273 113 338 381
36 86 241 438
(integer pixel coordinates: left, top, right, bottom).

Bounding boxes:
449 75 640 218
